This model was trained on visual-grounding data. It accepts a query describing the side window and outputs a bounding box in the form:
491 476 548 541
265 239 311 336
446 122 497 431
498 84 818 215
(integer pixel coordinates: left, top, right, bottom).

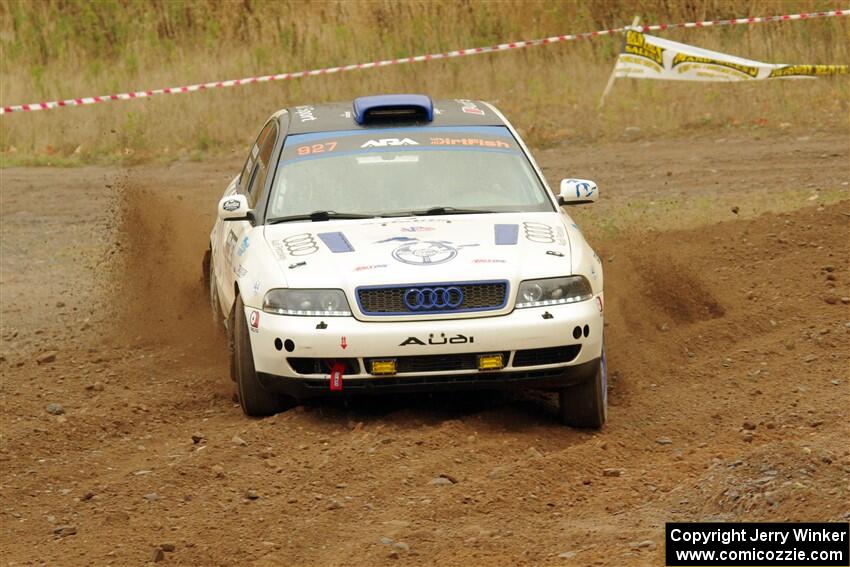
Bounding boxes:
239 147 257 191
253 123 278 198
239 120 278 206
244 162 262 198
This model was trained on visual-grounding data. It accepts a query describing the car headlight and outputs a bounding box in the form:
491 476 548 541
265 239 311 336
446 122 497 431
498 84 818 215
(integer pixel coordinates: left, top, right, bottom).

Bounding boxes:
263 289 352 316
515 276 593 308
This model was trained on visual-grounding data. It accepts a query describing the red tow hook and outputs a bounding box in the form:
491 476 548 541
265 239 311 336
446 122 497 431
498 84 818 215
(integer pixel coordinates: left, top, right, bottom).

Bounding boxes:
329 362 345 391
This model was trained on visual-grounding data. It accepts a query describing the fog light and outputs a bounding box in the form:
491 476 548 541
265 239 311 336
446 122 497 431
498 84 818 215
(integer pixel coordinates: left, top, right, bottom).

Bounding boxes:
370 359 397 375
477 354 504 371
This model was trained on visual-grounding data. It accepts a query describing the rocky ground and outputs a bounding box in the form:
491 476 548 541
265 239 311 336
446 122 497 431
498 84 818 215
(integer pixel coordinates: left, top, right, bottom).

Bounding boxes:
1 132 848 566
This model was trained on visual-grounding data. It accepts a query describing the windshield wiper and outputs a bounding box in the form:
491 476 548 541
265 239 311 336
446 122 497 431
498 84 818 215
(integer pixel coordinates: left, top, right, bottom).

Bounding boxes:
266 211 375 224
414 206 496 216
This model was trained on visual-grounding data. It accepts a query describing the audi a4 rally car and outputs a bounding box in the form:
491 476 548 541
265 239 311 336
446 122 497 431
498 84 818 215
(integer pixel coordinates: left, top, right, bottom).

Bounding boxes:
204 95 607 427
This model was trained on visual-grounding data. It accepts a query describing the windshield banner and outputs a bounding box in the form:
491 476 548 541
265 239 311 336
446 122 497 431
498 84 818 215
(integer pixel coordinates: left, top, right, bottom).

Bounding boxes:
614 29 848 81
281 127 521 163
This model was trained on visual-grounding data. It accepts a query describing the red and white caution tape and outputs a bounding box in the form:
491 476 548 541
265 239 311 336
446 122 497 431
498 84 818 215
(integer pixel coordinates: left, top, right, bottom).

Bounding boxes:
2 9 848 115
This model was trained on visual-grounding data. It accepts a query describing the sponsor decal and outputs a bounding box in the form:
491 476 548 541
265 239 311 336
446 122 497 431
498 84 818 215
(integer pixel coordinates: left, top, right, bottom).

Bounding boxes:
457 99 485 115
671 52 760 78
376 235 479 266
252 280 261 293
281 233 319 256
768 64 848 78
429 137 509 148
374 218 451 226
554 226 567 245
236 236 249 257
296 141 337 156
249 310 260 332
566 179 595 198
288 261 307 269
401 226 436 233
393 241 458 265
222 198 241 212
282 129 519 162
234 265 248 277
403 286 464 311
340 337 348 350
399 333 474 347
623 29 664 67
361 138 418 148
472 258 507 264
376 236 417 244
546 250 565 257
354 264 388 271
270 239 287 260
523 222 556 244
294 105 316 122
614 31 847 83
318 231 354 253
494 224 519 245
225 230 238 265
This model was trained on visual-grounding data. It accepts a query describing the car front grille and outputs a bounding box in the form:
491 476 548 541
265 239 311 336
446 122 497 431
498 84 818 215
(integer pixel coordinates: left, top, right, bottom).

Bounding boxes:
357 281 508 315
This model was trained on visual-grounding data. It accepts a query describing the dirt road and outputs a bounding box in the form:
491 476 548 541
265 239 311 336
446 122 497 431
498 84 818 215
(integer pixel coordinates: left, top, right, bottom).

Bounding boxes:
1 132 848 566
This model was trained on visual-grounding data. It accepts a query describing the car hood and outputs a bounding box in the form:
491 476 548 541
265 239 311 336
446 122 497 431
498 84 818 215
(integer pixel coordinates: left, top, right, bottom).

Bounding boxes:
262 213 573 288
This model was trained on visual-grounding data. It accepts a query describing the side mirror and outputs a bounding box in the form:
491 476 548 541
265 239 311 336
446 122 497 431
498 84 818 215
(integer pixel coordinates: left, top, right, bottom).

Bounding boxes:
558 178 599 205
218 194 254 223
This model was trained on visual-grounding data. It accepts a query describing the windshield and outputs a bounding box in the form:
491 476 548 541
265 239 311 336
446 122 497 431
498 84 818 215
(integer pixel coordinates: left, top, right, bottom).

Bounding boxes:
266 126 553 220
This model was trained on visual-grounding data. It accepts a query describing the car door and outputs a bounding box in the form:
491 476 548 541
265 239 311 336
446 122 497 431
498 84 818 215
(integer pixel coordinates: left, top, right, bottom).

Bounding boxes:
216 120 279 315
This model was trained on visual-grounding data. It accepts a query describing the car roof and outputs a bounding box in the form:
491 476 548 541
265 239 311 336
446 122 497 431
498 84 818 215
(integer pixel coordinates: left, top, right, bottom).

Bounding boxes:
284 97 506 135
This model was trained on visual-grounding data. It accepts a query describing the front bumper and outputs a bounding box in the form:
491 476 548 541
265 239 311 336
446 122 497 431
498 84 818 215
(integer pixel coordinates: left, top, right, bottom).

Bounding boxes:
258 358 600 398
246 295 603 397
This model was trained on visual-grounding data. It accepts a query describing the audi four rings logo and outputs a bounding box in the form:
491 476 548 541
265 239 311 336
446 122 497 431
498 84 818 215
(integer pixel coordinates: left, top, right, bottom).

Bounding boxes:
283 233 319 256
523 221 556 243
403 286 464 311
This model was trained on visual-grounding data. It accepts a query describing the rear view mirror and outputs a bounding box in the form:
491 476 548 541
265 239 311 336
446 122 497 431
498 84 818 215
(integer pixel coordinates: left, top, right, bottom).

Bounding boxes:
558 178 599 205
218 194 254 222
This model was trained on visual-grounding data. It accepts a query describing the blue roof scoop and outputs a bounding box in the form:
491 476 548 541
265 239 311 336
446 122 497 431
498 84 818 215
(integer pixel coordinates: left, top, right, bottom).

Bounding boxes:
353 94 433 124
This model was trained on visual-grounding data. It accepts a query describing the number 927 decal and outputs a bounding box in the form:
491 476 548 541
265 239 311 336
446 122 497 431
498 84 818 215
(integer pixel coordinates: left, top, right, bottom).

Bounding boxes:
297 141 337 156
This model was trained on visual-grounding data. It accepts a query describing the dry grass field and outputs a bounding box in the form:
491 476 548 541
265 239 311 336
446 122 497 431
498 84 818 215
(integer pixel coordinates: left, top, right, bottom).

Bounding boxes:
1 0 848 164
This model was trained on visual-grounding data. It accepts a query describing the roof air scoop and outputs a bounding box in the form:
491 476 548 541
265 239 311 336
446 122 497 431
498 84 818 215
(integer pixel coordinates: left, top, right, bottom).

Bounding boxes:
353 94 433 124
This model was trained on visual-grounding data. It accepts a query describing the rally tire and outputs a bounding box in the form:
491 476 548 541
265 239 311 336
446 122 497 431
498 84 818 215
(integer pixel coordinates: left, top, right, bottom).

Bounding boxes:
232 295 296 417
204 249 224 327
558 346 607 428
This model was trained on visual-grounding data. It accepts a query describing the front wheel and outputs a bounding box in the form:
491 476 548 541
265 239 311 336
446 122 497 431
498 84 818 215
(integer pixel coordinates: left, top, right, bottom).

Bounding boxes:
558 346 607 428
204 249 223 326
232 295 296 417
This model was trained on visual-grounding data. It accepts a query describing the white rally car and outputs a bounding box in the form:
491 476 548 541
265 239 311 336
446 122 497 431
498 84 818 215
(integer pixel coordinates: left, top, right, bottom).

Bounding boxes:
204 95 606 427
